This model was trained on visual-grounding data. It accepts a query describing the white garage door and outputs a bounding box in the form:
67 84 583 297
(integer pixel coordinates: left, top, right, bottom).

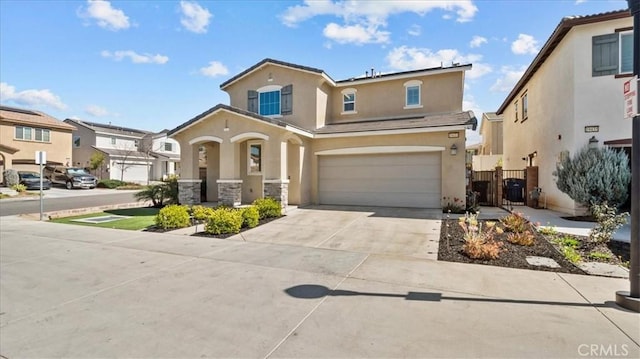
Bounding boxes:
318 152 441 208
111 163 148 183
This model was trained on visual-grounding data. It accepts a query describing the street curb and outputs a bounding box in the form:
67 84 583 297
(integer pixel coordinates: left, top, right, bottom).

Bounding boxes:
20 201 152 220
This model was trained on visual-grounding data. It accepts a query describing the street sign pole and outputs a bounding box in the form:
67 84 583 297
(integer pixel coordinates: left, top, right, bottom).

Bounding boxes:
617 0 640 312
35 151 46 221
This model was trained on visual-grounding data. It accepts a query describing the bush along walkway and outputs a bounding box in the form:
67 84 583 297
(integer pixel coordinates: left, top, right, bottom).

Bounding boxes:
438 211 630 278
147 197 284 239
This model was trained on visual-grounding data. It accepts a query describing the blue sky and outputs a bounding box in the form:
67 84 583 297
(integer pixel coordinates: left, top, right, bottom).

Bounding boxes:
0 0 629 144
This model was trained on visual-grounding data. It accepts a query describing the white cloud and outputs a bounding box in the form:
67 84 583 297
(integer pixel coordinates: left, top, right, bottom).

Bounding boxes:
575 0 587 4
323 23 390 45
101 50 169 64
0 82 67 110
78 0 130 31
85 104 108 117
180 1 212 34
386 46 492 80
511 34 539 55
199 61 229 77
407 24 421 36
469 35 487 48
490 65 526 92
280 0 477 45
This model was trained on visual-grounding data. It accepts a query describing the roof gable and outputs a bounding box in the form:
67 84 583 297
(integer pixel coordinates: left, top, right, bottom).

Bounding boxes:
496 9 631 114
219 58 332 90
0 105 76 131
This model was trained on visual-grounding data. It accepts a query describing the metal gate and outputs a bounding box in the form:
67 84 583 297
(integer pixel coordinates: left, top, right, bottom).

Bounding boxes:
502 170 526 206
472 170 495 206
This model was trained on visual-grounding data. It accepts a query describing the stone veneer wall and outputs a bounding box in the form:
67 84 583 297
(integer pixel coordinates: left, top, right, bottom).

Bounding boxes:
218 181 242 206
264 181 288 207
178 180 202 205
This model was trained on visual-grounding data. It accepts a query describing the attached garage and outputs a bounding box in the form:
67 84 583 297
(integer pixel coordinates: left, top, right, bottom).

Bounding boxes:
318 151 442 208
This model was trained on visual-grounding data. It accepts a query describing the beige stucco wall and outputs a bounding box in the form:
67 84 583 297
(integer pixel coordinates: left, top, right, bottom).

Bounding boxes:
502 17 633 215
329 72 464 124
480 120 503 155
224 64 328 131
0 121 73 172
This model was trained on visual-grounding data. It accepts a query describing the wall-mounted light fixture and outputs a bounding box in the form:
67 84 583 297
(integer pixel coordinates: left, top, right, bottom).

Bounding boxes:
450 144 458 156
588 135 598 149
224 119 230 132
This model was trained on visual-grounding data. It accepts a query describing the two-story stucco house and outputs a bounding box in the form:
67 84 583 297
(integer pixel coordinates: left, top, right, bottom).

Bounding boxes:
140 129 181 181
472 112 503 171
168 58 477 208
0 105 75 182
64 119 154 183
496 9 633 215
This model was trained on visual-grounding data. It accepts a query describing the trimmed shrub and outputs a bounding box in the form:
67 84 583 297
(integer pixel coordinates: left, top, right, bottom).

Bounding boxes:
97 179 126 188
3 169 19 187
191 205 214 221
11 183 27 193
554 145 630 210
155 204 190 230
241 206 259 228
205 208 243 235
253 197 282 219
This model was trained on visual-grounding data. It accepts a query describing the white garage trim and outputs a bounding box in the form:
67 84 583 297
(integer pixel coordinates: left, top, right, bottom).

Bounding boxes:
315 146 444 156
189 136 223 145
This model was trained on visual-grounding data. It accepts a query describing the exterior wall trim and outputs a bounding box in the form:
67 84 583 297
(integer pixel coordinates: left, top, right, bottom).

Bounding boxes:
216 179 243 183
263 179 291 184
314 125 467 138
178 179 203 183
230 132 269 143
315 146 445 156
189 135 223 145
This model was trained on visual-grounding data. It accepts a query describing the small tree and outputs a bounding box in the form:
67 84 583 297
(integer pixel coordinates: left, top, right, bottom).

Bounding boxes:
554 145 630 211
89 152 105 179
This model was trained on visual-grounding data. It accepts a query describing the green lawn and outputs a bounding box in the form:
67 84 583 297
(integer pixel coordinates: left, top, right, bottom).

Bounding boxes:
51 207 159 230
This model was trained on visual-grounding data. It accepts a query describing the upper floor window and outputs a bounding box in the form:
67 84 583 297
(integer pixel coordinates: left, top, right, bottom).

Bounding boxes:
514 100 519 122
248 84 293 117
592 31 634 76
341 88 357 114
521 93 528 120
15 126 50 142
403 80 423 109
164 142 173 152
110 137 116 145
73 136 80 147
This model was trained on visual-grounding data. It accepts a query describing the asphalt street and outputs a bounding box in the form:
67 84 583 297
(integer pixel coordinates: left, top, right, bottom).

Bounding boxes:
0 190 139 216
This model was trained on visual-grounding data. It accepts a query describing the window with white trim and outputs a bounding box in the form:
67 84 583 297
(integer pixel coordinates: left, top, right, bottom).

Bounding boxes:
164 142 173 152
111 137 116 145
592 30 634 76
521 92 528 120
341 88 357 114
248 141 262 175
15 126 49 142
403 80 423 108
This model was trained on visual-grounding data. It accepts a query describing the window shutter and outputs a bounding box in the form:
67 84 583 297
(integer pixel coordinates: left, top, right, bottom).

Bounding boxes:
281 84 292 115
592 34 618 77
620 33 634 74
248 90 258 113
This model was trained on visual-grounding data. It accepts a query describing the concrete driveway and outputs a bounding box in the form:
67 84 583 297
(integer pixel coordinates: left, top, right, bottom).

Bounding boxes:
231 205 443 260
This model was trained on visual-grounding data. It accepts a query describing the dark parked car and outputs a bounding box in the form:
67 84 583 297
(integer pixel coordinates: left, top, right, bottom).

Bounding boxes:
44 166 97 189
18 171 51 190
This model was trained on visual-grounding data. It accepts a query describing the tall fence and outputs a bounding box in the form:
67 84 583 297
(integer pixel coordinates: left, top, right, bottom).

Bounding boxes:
471 167 538 208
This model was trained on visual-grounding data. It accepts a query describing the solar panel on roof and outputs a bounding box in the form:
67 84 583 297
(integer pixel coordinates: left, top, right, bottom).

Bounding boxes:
0 105 41 116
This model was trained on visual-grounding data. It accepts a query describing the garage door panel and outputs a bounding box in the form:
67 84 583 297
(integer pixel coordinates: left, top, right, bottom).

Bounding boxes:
319 153 442 208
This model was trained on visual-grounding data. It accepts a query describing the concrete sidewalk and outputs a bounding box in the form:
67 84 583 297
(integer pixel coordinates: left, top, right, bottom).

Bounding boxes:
511 205 631 243
1 215 638 358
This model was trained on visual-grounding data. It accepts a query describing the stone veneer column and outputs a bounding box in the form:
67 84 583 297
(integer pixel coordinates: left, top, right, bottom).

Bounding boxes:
217 179 242 207
263 179 289 207
177 179 202 205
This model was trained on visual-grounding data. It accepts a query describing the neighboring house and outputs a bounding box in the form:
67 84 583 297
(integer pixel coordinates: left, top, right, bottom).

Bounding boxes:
140 129 181 181
64 119 154 183
496 9 633 215
472 112 503 171
0 105 75 183
168 58 477 208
